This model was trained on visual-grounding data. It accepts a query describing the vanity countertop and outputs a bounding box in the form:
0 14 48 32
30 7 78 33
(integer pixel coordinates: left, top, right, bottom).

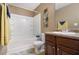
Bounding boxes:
45 32 79 40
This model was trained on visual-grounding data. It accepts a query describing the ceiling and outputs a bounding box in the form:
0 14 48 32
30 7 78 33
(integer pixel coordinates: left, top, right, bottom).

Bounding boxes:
55 3 71 10
9 3 40 11
9 3 71 11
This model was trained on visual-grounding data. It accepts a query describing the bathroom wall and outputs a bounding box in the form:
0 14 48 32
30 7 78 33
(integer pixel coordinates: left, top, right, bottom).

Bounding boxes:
56 3 79 31
35 3 56 33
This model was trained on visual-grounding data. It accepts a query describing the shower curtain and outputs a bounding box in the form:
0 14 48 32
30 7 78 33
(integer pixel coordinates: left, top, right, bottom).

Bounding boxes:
1 3 10 46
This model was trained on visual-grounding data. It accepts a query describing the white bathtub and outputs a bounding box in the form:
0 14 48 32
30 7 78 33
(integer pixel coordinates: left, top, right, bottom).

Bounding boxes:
7 37 36 54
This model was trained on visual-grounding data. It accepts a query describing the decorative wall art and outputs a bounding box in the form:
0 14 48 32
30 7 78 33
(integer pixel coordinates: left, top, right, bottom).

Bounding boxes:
43 8 48 28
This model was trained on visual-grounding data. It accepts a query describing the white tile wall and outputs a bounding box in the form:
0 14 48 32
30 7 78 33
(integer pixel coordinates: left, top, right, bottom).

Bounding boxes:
10 14 34 40
8 14 34 53
33 14 41 36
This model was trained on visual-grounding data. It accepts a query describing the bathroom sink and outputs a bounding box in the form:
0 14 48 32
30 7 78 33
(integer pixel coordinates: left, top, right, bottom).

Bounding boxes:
52 31 76 35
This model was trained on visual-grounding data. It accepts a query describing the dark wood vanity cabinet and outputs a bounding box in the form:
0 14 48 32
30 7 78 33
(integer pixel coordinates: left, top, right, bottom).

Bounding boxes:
45 34 79 55
45 34 56 55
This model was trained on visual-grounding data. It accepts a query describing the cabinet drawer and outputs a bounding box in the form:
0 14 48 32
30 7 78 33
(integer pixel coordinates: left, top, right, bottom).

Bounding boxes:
45 34 55 43
57 37 79 51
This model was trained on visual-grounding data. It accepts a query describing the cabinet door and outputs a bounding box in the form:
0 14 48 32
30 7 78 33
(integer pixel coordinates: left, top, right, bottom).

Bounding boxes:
61 50 71 55
57 48 62 55
57 45 79 55
45 42 55 55
57 45 71 55
57 47 70 55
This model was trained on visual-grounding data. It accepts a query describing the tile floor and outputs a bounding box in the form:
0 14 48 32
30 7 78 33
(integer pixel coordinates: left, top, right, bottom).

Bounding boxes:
7 48 45 55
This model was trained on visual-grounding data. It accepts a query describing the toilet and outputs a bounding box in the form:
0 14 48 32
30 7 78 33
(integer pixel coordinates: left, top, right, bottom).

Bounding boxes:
33 33 45 54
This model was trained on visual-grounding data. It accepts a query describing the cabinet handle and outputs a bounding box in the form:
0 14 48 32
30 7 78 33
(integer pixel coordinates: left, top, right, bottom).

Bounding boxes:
52 47 55 48
57 48 59 51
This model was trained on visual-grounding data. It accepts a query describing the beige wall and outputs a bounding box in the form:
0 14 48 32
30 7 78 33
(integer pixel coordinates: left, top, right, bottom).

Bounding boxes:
35 3 56 33
56 3 79 31
8 5 36 17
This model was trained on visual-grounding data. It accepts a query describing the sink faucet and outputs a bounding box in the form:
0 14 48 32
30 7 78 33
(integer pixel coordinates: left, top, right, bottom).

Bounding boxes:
61 28 69 32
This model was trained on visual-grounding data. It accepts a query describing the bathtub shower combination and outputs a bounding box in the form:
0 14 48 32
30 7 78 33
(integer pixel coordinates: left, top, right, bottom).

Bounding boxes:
7 14 44 55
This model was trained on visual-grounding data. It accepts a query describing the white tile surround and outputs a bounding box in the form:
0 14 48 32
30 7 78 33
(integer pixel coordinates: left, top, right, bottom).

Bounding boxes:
7 13 43 55
7 14 35 54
